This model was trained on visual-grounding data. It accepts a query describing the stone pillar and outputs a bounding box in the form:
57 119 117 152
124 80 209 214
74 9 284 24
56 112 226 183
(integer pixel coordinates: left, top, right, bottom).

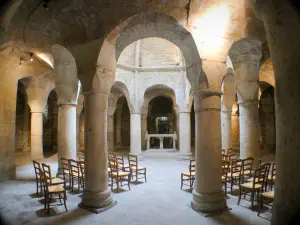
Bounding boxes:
221 110 232 150
57 104 77 175
238 100 260 165
76 113 80 154
179 112 192 159
79 92 114 211
253 3 300 224
191 90 226 213
30 112 44 159
141 114 147 150
22 103 30 152
107 114 114 152
130 113 142 156
231 113 240 150
79 113 85 151
115 110 122 147
159 137 164 149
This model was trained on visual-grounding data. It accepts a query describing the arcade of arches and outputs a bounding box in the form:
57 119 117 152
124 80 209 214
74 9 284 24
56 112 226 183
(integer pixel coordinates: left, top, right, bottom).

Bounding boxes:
0 1 300 225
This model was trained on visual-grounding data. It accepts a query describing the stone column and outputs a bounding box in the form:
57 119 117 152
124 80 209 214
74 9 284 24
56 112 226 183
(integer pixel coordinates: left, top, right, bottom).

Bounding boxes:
141 114 147 150
79 92 114 211
159 137 164 149
22 103 30 152
30 111 44 159
238 100 260 165
79 114 85 151
191 90 226 213
57 104 77 175
130 112 142 156
107 114 114 152
253 3 300 224
231 113 240 150
115 110 122 147
76 113 80 154
179 112 192 159
221 110 232 150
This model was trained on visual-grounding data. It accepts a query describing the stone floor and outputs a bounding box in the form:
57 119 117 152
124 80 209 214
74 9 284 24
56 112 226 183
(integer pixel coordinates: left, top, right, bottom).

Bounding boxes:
0 151 271 225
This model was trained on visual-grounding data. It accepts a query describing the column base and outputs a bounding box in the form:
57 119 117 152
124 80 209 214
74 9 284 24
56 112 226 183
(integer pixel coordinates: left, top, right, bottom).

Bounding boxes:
191 190 227 213
79 189 115 213
177 152 193 160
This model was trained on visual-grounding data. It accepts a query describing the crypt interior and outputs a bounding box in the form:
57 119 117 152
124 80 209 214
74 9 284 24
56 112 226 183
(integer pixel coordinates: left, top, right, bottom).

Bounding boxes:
0 1 299 225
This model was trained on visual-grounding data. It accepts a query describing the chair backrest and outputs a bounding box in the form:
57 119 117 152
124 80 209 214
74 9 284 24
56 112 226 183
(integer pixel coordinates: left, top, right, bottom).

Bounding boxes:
222 160 230 176
221 149 225 155
79 161 85 178
115 153 125 168
222 154 228 161
228 153 239 161
108 158 119 175
253 163 270 187
271 162 276 180
242 157 254 175
69 159 80 175
32 160 42 180
41 163 52 188
60 157 70 174
128 154 138 169
189 159 195 175
108 152 115 160
227 148 233 155
230 159 242 174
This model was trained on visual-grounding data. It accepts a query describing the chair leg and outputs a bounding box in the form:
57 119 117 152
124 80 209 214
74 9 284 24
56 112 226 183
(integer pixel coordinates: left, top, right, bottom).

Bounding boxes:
251 190 254 210
117 177 119 193
64 191 68 212
128 176 131 190
78 177 80 192
258 194 263 216
237 186 242 205
145 169 147 182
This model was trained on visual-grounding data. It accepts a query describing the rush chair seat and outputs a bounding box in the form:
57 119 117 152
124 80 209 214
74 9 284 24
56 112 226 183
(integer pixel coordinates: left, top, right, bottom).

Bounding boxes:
181 159 196 190
41 163 68 213
115 153 130 172
222 160 230 196
32 160 44 195
108 158 131 192
238 163 270 210
128 154 147 183
258 191 275 216
60 157 71 190
68 159 82 192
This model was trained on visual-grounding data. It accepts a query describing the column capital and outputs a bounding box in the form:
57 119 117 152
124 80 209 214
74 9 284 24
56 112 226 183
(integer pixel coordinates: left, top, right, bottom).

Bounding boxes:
193 90 222 112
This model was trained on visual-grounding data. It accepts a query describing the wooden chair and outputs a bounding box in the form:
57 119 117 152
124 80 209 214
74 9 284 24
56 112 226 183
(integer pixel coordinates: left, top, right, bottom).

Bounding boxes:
238 163 270 210
258 191 274 216
241 157 254 183
108 158 131 192
60 157 71 189
68 159 82 192
227 148 233 155
221 149 225 155
108 152 115 160
79 161 85 189
128 154 147 183
32 160 43 195
41 163 67 213
181 159 196 190
227 159 242 193
222 153 228 161
222 160 230 196
40 163 65 187
228 152 239 161
115 153 130 172
267 163 276 191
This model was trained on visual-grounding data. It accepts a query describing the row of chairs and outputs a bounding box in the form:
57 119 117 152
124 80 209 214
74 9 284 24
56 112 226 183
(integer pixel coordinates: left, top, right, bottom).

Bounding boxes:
108 152 147 192
33 160 68 213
